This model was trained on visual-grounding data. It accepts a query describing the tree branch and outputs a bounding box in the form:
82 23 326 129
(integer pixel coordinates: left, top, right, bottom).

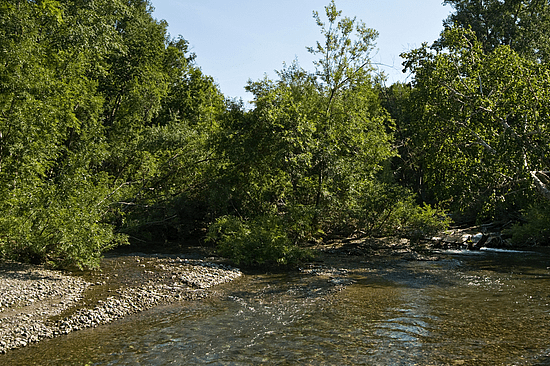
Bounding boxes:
530 170 550 201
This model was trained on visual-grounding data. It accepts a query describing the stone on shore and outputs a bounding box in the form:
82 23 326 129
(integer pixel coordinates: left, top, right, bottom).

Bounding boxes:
0 255 241 354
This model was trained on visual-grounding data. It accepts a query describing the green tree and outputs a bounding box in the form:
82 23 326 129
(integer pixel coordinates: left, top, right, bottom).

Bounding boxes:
0 0 128 268
92 1 226 245
378 82 425 197
306 1 394 227
208 1 408 265
403 27 550 221
224 0 394 234
442 0 550 62
117 60 226 243
0 0 232 268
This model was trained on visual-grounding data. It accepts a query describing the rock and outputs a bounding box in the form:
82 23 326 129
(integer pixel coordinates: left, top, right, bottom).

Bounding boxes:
472 233 484 243
464 232 487 250
0 256 241 355
484 233 508 248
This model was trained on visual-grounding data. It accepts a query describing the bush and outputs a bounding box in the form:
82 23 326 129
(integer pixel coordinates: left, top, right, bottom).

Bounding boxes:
206 215 313 267
400 203 451 241
505 203 550 246
357 183 450 239
0 178 128 270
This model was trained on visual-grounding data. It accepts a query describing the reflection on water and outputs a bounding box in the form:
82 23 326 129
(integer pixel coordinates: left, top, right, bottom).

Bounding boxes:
2 250 550 365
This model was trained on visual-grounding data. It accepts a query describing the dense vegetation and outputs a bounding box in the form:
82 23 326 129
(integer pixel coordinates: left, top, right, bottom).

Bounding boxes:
397 0 550 244
0 0 548 269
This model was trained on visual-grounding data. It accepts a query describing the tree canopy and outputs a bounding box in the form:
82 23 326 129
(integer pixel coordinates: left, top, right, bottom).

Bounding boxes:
442 0 550 62
0 0 225 268
403 27 550 220
206 1 448 266
3 0 549 269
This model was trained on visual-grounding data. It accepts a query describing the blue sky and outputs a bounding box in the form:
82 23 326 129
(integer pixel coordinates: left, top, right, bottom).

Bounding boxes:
151 1 452 102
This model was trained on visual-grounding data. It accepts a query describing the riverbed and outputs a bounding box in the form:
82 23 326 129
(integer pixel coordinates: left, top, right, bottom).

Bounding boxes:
2 247 550 365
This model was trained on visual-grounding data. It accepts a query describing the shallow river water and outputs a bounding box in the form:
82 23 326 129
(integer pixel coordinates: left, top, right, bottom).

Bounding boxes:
3 248 550 365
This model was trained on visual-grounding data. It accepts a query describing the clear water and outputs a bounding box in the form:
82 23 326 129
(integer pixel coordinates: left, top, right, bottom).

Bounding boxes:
3 249 550 365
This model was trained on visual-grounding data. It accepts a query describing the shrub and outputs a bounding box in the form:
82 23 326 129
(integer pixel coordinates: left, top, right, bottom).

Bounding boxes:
505 203 550 246
207 215 313 267
0 176 128 270
358 183 450 239
400 203 452 241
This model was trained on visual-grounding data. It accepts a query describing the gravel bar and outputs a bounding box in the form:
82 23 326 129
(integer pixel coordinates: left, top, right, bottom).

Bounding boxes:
0 255 241 354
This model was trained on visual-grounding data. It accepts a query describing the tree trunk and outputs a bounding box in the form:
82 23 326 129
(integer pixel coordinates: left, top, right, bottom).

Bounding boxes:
531 171 550 201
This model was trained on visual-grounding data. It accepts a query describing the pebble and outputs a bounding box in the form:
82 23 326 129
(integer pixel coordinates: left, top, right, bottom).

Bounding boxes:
0 256 241 354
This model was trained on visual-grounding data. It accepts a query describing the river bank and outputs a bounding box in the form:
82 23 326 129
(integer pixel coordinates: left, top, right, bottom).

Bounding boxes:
0 229 542 356
0 236 426 355
4 239 550 365
0 253 241 354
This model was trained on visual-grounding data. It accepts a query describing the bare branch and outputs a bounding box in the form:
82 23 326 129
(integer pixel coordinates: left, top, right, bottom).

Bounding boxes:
455 119 497 154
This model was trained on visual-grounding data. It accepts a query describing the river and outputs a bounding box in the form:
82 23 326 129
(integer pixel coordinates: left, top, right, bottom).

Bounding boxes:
2 248 550 365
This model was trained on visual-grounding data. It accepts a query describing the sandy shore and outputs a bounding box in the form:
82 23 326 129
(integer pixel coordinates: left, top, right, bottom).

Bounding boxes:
0 254 241 354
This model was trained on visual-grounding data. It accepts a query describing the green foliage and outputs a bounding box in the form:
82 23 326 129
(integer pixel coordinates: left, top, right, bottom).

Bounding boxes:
402 203 452 241
116 108 223 243
442 0 550 62
0 0 123 269
0 178 128 269
0 0 224 268
204 1 454 265
207 215 313 267
211 2 394 248
354 182 450 239
308 0 379 93
378 82 426 198
402 27 550 221
97 6 226 244
0 0 468 270
505 203 550 246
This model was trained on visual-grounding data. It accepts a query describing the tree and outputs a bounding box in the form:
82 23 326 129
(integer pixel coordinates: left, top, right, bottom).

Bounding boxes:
403 27 550 221
234 1 393 232
305 1 394 226
442 0 550 62
0 0 229 268
90 1 226 245
117 56 227 244
378 82 423 196
0 0 128 268
208 1 409 265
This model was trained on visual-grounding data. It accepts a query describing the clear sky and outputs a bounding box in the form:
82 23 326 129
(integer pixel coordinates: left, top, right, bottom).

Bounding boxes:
150 0 452 102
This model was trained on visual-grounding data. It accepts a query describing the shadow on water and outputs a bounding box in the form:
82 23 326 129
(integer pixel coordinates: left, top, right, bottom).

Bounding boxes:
534 355 550 366
2 250 550 365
